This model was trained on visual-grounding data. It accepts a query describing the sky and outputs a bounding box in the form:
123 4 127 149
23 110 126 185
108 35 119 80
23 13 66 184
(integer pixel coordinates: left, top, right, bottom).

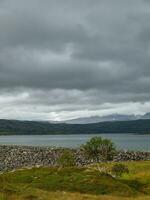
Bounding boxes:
0 0 150 121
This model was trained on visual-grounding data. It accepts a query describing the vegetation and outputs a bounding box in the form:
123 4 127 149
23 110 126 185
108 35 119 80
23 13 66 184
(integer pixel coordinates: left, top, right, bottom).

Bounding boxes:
0 119 150 135
111 163 129 177
57 150 76 167
81 136 116 161
0 161 149 200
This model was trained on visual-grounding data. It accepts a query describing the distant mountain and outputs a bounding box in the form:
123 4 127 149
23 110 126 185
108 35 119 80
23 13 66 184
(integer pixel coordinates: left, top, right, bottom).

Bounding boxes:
59 113 150 124
61 114 138 124
141 113 150 119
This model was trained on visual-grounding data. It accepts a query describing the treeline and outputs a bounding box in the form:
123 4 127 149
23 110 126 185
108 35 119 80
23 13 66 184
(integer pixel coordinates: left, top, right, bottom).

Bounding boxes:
0 119 150 135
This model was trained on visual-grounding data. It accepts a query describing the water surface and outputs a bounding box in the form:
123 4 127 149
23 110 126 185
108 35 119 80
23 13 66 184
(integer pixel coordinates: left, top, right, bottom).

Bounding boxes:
0 134 149 151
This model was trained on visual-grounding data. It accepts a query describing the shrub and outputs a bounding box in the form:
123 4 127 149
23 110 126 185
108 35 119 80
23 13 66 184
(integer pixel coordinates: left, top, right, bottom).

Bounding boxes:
57 150 76 167
81 136 116 162
111 163 129 177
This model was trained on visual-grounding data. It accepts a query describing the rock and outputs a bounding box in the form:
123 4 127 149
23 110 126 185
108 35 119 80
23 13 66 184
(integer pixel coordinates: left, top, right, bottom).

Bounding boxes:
0 145 149 172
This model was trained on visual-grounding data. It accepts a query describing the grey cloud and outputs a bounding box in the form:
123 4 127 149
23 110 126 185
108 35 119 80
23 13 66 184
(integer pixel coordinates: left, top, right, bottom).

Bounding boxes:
0 0 150 120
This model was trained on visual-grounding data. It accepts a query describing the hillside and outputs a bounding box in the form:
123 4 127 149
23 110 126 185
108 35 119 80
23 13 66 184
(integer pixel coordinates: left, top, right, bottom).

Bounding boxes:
0 161 149 200
0 119 150 135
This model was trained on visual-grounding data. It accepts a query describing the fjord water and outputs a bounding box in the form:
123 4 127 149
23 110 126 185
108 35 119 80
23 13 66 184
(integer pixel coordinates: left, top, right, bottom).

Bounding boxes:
0 134 149 151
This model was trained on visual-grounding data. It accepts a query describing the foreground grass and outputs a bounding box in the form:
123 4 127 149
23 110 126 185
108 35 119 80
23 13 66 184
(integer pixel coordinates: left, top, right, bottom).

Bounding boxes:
0 191 150 200
0 161 149 200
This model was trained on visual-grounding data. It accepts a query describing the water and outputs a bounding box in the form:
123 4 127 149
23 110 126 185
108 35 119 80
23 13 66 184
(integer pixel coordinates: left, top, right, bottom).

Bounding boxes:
0 134 149 151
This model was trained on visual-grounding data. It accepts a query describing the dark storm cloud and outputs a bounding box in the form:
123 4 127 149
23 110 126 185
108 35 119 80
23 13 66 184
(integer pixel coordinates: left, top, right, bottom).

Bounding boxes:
0 0 150 120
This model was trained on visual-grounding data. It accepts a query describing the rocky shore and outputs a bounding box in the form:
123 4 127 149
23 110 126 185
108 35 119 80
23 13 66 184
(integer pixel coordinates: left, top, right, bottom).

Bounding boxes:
0 145 150 172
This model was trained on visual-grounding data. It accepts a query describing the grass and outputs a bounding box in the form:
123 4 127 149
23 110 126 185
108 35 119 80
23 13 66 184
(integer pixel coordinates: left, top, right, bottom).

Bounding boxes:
0 161 149 200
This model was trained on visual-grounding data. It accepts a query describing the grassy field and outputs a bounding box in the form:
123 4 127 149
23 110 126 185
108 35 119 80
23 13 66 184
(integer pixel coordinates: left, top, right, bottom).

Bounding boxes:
0 161 149 200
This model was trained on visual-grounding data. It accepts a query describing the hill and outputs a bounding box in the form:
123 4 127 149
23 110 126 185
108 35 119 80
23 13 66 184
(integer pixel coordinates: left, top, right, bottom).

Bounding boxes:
0 161 149 200
0 119 150 135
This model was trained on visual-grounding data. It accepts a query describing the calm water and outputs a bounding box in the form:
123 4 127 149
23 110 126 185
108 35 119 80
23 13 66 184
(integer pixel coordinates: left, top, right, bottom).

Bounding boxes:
0 134 149 151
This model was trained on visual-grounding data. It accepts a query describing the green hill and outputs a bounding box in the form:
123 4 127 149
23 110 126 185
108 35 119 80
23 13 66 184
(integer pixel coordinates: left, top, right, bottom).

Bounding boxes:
0 119 150 135
0 161 149 200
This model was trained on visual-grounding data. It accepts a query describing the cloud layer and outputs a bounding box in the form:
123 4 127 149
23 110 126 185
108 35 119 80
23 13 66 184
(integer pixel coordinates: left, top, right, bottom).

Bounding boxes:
0 0 150 120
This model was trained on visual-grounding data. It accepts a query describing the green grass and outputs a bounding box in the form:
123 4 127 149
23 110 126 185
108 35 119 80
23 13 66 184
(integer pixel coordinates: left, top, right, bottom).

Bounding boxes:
0 161 149 200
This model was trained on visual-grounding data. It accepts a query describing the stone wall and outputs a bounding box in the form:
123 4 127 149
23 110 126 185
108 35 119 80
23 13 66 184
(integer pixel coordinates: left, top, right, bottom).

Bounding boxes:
113 151 150 162
0 145 150 172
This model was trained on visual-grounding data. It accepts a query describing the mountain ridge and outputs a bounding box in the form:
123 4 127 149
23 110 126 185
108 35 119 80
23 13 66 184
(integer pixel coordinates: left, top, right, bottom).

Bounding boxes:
0 118 150 135
53 113 150 124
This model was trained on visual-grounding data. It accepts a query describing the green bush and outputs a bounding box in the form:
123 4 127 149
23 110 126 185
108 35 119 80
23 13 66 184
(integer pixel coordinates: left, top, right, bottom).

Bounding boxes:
111 163 129 177
57 150 76 167
81 136 116 162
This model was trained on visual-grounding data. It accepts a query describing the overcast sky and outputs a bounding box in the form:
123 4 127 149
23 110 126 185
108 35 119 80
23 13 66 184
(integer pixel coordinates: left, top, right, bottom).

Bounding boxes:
0 0 150 121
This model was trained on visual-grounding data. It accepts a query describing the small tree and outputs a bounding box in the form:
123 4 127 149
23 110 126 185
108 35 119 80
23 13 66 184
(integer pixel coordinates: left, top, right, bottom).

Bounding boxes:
111 163 129 177
57 150 76 167
81 136 116 162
